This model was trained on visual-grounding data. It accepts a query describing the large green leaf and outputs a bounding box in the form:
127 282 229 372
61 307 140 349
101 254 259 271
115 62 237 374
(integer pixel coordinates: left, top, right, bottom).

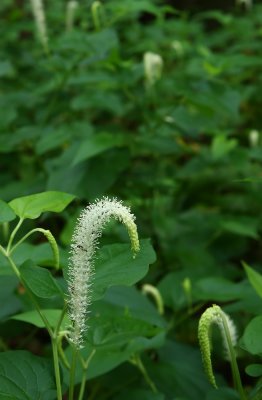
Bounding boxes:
72 133 123 165
9 191 75 219
64 286 165 382
0 351 56 400
243 262 262 298
241 316 262 355
92 239 156 300
0 276 21 320
0 199 16 223
12 309 69 329
20 261 63 299
64 332 165 384
64 239 156 301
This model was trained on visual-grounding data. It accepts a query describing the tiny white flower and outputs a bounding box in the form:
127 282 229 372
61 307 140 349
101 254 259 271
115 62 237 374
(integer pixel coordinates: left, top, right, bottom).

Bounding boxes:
67 197 140 348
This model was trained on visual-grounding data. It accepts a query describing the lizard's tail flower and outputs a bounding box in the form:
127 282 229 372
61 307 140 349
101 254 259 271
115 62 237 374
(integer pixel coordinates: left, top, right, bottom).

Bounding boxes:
198 304 238 388
66 1 79 32
30 0 49 53
67 197 140 348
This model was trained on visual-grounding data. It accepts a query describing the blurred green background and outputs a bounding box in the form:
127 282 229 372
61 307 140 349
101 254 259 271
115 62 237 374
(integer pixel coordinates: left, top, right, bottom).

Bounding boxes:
0 0 262 396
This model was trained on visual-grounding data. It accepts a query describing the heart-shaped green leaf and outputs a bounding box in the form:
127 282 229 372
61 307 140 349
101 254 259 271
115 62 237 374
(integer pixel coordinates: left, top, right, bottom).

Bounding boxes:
9 191 75 219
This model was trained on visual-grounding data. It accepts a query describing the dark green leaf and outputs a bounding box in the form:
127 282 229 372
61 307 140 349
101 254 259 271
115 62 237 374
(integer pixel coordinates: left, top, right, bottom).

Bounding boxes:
241 316 262 355
245 364 262 377
243 262 262 298
20 261 63 299
0 351 56 400
92 239 156 300
0 199 16 223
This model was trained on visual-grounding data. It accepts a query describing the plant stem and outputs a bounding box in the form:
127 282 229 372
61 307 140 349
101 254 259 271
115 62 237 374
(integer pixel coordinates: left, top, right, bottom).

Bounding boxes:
52 338 63 400
220 311 247 400
78 369 87 400
132 355 157 393
7 218 24 253
69 347 78 400
78 349 96 400
6 255 53 336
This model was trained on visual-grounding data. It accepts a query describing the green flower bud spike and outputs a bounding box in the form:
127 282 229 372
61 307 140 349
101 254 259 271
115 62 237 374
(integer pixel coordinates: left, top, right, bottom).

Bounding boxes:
198 304 247 400
142 284 164 315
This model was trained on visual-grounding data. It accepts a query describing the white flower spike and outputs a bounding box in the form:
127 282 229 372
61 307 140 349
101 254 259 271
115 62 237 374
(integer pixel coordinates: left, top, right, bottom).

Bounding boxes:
68 197 140 348
30 0 49 53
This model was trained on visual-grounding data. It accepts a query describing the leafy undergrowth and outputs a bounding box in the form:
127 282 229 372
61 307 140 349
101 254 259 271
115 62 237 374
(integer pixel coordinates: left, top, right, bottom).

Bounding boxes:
0 0 262 399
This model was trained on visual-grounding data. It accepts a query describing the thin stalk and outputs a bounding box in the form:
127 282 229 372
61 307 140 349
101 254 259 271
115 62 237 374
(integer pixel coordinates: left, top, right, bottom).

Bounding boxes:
2 222 9 242
55 306 67 335
78 349 96 400
78 369 87 400
0 244 7 257
52 338 63 400
6 255 53 337
220 311 247 400
7 218 24 253
69 347 78 400
132 355 157 393
58 336 70 370
9 227 60 270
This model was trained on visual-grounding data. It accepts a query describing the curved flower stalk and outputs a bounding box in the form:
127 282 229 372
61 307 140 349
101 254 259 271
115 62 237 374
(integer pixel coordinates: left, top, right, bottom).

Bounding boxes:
68 197 140 348
142 284 164 315
198 304 238 388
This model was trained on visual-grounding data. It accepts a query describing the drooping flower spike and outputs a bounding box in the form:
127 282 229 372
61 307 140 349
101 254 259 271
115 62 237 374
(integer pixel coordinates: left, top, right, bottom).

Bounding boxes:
198 304 238 388
67 197 140 348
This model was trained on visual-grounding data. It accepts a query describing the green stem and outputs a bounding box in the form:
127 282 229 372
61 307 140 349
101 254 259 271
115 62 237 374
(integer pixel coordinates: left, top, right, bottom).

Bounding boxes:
10 228 60 270
0 244 7 257
78 369 87 400
220 311 247 400
2 222 9 242
78 349 96 400
131 355 157 393
69 347 78 400
52 338 63 400
55 306 67 335
7 218 24 253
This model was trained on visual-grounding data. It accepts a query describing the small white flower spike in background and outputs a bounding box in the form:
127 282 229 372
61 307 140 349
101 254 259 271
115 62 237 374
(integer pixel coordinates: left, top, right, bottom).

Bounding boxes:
68 197 140 348
143 52 163 88
30 0 49 53
66 1 79 32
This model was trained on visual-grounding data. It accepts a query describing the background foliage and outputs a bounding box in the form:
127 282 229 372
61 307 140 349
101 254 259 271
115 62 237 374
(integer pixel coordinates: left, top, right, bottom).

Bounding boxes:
0 0 262 399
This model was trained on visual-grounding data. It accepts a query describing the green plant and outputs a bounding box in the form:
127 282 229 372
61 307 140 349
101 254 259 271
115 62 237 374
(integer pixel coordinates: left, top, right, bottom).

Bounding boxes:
0 191 159 399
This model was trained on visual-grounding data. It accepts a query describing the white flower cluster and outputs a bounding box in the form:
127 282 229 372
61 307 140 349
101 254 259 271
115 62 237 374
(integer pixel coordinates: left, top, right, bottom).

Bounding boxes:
30 0 49 53
68 197 140 348
66 1 79 31
143 52 163 87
